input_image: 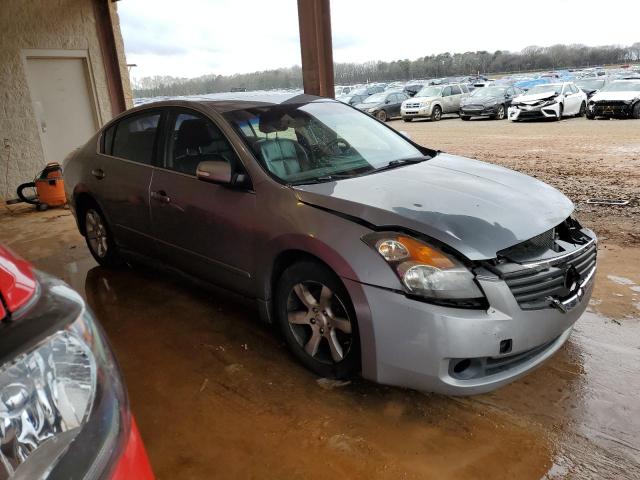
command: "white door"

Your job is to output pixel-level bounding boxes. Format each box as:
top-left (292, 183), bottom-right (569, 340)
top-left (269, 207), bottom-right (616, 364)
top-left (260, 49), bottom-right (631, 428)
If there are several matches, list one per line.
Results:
top-left (26, 57), bottom-right (99, 163)
top-left (563, 85), bottom-right (579, 115)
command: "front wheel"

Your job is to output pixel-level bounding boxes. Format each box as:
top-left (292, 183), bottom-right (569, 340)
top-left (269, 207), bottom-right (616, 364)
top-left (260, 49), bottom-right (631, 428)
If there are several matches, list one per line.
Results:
top-left (83, 206), bottom-right (123, 267)
top-left (555, 103), bottom-right (564, 121)
top-left (460, 115), bottom-right (470, 121)
top-left (376, 110), bottom-right (388, 122)
top-left (402, 117), bottom-right (412, 122)
top-left (494, 104), bottom-right (506, 120)
top-left (275, 261), bottom-right (360, 379)
top-left (633, 102), bottom-right (640, 119)
top-left (431, 105), bottom-right (442, 121)
top-left (577, 101), bottom-right (586, 117)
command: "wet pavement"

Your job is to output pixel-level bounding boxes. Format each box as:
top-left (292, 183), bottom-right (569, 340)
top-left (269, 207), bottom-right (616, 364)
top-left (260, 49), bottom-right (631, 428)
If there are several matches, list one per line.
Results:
top-left (1, 204), bottom-right (638, 479)
top-left (1, 120), bottom-right (639, 479)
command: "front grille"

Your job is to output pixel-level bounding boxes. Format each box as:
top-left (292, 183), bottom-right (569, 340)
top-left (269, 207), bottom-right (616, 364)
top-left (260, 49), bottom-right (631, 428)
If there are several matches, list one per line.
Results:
top-left (593, 101), bottom-right (632, 116)
top-left (502, 241), bottom-right (597, 310)
top-left (405, 102), bottom-right (420, 108)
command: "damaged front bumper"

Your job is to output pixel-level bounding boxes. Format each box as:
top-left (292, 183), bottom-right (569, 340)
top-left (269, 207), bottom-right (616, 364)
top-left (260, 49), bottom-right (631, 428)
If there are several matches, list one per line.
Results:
top-left (589, 100), bottom-right (635, 118)
top-left (508, 101), bottom-right (561, 120)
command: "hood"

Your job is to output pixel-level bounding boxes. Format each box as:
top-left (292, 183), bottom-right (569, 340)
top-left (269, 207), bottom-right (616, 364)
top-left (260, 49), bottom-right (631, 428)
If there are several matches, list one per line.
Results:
top-left (591, 90), bottom-right (640, 102)
top-left (293, 153), bottom-right (574, 260)
top-left (354, 103), bottom-right (380, 110)
top-left (407, 95), bottom-right (440, 103)
top-left (462, 96), bottom-right (499, 105)
top-left (0, 244), bottom-right (37, 316)
top-left (514, 91), bottom-right (558, 104)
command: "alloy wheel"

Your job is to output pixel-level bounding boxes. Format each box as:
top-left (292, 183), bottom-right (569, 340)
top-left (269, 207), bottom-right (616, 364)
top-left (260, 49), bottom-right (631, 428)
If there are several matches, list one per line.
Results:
top-left (376, 110), bottom-right (387, 122)
top-left (496, 105), bottom-right (505, 119)
top-left (85, 209), bottom-right (108, 258)
top-left (286, 281), bottom-right (353, 364)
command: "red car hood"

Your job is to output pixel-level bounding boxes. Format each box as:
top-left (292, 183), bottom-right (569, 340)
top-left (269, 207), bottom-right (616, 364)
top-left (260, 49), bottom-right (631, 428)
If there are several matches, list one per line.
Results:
top-left (0, 245), bottom-right (37, 317)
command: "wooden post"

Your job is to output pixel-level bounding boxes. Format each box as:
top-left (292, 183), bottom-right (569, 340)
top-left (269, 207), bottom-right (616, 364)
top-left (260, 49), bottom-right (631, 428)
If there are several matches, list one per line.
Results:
top-left (93, 0), bottom-right (127, 116)
top-left (297, 0), bottom-right (334, 98)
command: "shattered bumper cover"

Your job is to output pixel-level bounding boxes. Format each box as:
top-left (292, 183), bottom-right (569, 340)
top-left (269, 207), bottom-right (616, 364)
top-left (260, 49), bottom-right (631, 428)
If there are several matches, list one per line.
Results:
top-left (590, 100), bottom-right (634, 117)
top-left (508, 101), bottom-right (560, 120)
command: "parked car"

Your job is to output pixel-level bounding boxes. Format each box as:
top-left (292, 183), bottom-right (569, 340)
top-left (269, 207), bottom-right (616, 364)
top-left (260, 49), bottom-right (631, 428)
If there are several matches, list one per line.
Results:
top-left (335, 85), bottom-right (353, 96)
top-left (586, 79), bottom-right (640, 119)
top-left (351, 85), bottom-right (385, 96)
top-left (508, 82), bottom-right (587, 121)
top-left (401, 83), bottom-right (469, 121)
top-left (337, 93), bottom-right (370, 106)
top-left (403, 82), bottom-right (427, 97)
top-left (64, 93), bottom-right (596, 395)
top-left (354, 91), bottom-right (409, 121)
top-left (0, 244), bottom-right (154, 479)
top-left (459, 86), bottom-right (524, 120)
top-left (575, 78), bottom-right (607, 99)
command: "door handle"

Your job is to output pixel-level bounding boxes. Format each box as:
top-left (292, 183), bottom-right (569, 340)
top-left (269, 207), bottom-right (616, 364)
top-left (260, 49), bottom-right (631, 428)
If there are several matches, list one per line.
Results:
top-left (150, 190), bottom-right (171, 204)
top-left (91, 168), bottom-right (105, 180)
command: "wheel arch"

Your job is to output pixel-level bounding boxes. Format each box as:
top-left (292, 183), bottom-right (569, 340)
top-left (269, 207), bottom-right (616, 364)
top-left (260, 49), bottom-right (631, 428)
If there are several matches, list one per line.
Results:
top-left (73, 191), bottom-right (105, 236)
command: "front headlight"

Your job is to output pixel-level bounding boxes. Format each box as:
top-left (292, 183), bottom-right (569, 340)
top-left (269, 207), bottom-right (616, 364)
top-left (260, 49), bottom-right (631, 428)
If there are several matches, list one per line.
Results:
top-left (363, 232), bottom-right (485, 305)
top-left (0, 280), bottom-right (128, 479)
top-left (420, 101), bottom-right (431, 108)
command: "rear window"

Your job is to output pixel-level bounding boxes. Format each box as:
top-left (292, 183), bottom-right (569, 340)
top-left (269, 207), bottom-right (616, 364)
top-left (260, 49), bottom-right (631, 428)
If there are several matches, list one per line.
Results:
top-left (111, 112), bottom-right (161, 164)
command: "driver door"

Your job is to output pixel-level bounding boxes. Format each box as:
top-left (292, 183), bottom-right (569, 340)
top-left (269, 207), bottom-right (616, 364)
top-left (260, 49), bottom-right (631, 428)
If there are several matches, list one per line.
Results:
top-left (149, 108), bottom-right (256, 295)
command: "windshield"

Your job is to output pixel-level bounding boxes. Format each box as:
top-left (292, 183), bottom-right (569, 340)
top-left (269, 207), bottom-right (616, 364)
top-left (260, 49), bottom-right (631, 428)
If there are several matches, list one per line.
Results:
top-left (576, 79), bottom-right (604, 90)
top-left (526, 84), bottom-right (562, 95)
top-left (416, 86), bottom-right (442, 97)
top-left (601, 81), bottom-right (640, 92)
top-left (223, 102), bottom-right (424, 184)
top-left (363, 93), bottom-right (386, 104)
top-left (470, 87), bottom-right (506, 98)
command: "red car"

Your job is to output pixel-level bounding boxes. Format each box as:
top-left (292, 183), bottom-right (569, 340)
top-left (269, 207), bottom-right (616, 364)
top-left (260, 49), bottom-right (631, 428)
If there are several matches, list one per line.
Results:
top-left (0, 244), bottom-right (153, 479)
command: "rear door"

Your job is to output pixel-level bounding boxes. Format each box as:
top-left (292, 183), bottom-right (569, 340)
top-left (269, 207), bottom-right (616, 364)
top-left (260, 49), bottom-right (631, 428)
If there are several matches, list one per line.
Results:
top-left (94, 109), bottom-right (164, 255)
top-left (441, 86), bottom-right (454, 113)
top-left (449, 85), bottom-right (463, 111)
top-left (149, 108), bottom-right (256, 295)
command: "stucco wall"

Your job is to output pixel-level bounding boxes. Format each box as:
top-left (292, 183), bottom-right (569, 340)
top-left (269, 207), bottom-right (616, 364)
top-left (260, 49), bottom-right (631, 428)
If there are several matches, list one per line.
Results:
top-left (0, 0), bottom-right (132, 201)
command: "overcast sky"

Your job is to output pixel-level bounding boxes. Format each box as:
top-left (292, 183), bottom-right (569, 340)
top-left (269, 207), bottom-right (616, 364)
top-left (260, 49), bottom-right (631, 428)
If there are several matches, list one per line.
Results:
top-left (118, 0), bottom-right (640, 79)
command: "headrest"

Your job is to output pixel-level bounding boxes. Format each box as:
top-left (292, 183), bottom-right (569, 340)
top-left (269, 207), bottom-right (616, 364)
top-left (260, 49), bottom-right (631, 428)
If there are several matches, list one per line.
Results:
top-left (177, 119), bottom-right (211, 148)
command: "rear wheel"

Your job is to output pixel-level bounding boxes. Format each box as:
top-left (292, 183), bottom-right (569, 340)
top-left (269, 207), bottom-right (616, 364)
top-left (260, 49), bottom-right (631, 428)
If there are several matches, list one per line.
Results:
top-left (275, 261), bottom-right (360, 379)
top-left (431, 105), bottom-right (442, 121)
top-left (376, 110), bottom-right (388, 122)
top-left (82, 204), bottom-right (123, 267)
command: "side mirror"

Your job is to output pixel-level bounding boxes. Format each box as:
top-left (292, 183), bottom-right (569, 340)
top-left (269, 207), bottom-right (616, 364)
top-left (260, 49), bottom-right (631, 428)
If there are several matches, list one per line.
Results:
top-left (196, 160), bottom-right (232, 184)
top-left (385, 99), bottom-right (391, 104)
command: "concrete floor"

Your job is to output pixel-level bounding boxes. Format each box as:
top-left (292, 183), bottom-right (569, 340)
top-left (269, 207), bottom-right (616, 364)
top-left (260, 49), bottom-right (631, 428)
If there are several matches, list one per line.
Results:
top-left (1, 118), bottom-right (639, 479)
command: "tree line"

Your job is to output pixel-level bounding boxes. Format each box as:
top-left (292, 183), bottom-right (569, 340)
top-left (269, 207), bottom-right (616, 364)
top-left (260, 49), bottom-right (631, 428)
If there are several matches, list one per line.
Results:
top-left (132, 43), bottom-right (640, 98)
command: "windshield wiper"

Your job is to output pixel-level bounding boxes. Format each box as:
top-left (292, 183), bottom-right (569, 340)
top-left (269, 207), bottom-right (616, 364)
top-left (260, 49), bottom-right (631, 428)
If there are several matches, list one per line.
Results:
top-left (288, 173), bottom-right (353, 186)
top-left (369, 155), bottom-right (431, 174)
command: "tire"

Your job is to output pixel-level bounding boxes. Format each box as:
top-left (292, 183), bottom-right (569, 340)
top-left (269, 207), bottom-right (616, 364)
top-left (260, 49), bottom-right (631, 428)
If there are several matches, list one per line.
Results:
top-left (81, 203), bottom-right (123, 267)
top-left (460, 115), bottom-right (471, 121)
top-left (376, 110), bottom-right (388, 122)
top-left (555, 103), bottom-right (563, 121)
top-left (577, 101), bottom-right (586, 117)
top-left (275, 261), bottom-right (360, 379)
top-left (633, 102), bottom-right (640, 119)
top-left (430, 105), bottom-right (442, 121)
top-left (402, 117), bottom-right (412, 122)
top-left (493, 104), bottom-right (506, 120)
top-left (586, 109), bottom-right (595, 120)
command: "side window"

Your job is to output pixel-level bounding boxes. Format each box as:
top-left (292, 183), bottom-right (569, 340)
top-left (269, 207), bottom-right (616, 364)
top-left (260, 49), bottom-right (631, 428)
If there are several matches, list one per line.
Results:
top-left (450, 85), bottom-right (462, 95)
top-left (442, 86), bottom-right (452, 97)
top-left (102, 124), bottom-right (116, 155)
top-left (111, 112), bottom-right (161, 164)
top-left (167, 111), bottom-right (238, 176)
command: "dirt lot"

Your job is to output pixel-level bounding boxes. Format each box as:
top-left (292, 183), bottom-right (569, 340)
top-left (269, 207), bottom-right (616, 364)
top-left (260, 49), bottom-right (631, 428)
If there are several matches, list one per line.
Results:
top-left (1, 117), bottom-right (639, 479)
top-left (395, 116), bottom-right (640, 246)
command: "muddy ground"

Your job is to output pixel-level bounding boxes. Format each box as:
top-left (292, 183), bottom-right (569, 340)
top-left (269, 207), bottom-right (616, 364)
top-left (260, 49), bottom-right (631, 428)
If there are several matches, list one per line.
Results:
top-left (1, 117), bottom-right (639, 479)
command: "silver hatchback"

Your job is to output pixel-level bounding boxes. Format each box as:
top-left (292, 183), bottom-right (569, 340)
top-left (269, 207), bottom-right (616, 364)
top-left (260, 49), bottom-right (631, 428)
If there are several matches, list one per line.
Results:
top-left (64, 93), bottom-right (596, 395)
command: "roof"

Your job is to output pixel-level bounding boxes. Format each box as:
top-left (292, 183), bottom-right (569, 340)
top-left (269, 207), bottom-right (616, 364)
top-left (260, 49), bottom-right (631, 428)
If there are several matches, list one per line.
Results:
top-left (132, 91), bottom-right (332, 113)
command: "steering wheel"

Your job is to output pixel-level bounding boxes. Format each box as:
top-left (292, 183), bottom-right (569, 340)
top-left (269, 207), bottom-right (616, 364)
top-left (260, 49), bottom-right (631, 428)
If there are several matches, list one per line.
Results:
top-left (325, 137), bottom-right (351, 154)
